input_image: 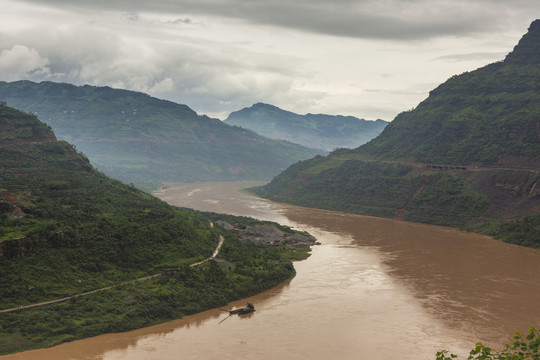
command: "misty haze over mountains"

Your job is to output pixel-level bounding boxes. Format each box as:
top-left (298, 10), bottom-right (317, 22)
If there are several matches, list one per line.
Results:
top-left (0, 81), bottom-right (384, 190)
top-left (225, 103), bottom-right (388, 152)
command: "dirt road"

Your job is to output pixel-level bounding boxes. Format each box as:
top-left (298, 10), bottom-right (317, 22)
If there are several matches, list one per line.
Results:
top-left (0, 234), bottom-right (224, 314)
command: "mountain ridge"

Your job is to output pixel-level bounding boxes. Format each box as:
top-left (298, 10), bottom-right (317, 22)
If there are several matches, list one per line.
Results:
top-left (225, 102), bottom-right (387, 151)
top-left (353, 20), bottom-right (540, 166)
top-left (504, 19), bottom-right (540, 65)
top-left (0, 81), bottom-right (322, 190)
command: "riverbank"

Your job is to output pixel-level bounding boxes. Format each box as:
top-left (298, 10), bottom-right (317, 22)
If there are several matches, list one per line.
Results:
top-left (153, 182), bottom-right (540, 356)
top-left (246, 160), bottom-right (540, 249)
top-left (0, 214), bottom-right (313, 355)
top-left (5, 181), bottom-right (540, 359)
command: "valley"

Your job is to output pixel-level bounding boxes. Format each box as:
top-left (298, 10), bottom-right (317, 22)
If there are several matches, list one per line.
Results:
top-left (0, 82), bottom-right (323, 191)
top-left (1, 15), bottom-right (539, 360)
top-left (4, 181), bottom-right (538, 359)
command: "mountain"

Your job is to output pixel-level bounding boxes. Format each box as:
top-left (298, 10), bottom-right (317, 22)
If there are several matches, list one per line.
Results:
top-left (250, 20), bottom-right (540, 248)
top-left (355, 21), bottom-right (540, 167)
top-left (224, 103), bottom-right (388, 151)
top-left (0, 104), bottom-right (306, 353)
top-left (0, 81), bottom-right (322, 190)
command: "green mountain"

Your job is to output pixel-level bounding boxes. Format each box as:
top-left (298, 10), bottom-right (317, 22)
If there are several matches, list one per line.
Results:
top-left (0, 104), bottom-right (307, 354)
top-left (0, 81), bottom-right (322, 191)
top-left (356, 21), bottom-right (540, 167)
top-left (250, 20), bottom-right (540, 248)
top-left (225, 103), bottom-right (388, 151)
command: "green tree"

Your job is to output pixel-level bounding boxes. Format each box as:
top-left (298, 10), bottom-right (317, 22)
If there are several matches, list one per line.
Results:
top-left (436, 327), bottom-right (540, 360)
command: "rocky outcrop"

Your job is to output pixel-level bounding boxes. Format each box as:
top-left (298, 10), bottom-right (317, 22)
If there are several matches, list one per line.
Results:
top-left (216, 221), bottom-right (316, 248)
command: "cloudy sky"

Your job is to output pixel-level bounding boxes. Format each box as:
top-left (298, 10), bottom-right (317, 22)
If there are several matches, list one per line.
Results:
top-left (1, 0), bottom-right (539, 120)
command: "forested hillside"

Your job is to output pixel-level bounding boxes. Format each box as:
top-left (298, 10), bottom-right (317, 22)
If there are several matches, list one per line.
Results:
top-left (250, 21), bottom-right (540, 248)
top-left (0, 82), bottom-right (321, 190)
top-left (0, 104), bottom-right (309, 354)
top-left (225, 103), bottom-right (387, 151)
top-left (355, 20), bottom-right (540, 167)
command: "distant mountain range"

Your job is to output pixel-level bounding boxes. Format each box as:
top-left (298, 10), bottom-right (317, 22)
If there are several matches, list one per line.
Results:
top-left (250, 20), bottom-right (540, 248)
top-left (225, 103), bottom-right (388, 151)
top-left (0, 81), bottom-right (322, 190)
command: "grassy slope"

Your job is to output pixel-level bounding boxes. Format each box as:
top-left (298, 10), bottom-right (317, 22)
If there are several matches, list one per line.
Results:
top-left (0, 104), bottom-right (309, 354)
top-left (356, 62), bottom-right (540, 166)
top-left (252, 157), bottom-right (490, 227)
top-left (355, 21), bottom-right (540, 166)
top-left (250, 155), bottom-right (539, 247)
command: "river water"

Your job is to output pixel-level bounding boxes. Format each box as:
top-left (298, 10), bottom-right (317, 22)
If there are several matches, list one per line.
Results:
top-left (4, 181), bottom-right (540, 360)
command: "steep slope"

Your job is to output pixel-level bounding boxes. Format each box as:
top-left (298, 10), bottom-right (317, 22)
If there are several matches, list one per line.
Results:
top-left (355, 20), bottom-right (540, 167)
top-left (0, 104), bottom-right (304, 353)
top-left (0, 82), bottom-right (322, 190)
top-left (225, 103), bottom-right (387, 151)
top-left (250, 21), bottom-right (540, 247)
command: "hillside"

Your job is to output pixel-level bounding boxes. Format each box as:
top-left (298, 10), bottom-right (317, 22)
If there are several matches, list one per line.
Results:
top-left (225, 103), bottom-right (388, 151)
top-left (354, 20), bottom-right (540, 167)
top-left (0, 104), bottom-right (309, 354)
top-left (250, 21), bottom-right (540, 248)
top-left (0, 82), bottom-right (322, 191)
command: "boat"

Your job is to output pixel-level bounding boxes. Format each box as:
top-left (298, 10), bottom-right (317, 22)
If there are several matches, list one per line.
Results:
top-left (228, 302), bottom-right (255, 315)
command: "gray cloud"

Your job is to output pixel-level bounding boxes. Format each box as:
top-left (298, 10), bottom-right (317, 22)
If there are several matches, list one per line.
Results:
top-left (0, 19), bottom-right (310, 118)
top-left (0, 45), bottom-right (50, 81)
top-left (13, 0), bottom-right (540, 40)
top-left (2, 0), bottom-right (539, 121)
top-left (168, 18), bottom-right (193, 25)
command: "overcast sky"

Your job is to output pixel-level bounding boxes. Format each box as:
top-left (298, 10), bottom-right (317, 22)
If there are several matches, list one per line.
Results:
top-left (0, 0), bottom-right (539, 120)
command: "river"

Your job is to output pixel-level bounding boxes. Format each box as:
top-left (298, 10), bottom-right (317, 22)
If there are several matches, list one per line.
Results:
top-left (4, 181), bottom-right (540, 360)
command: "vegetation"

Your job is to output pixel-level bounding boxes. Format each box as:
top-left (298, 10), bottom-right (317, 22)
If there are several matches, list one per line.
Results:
top-left (404, 173), bottom-right (490, 227)
top-left (472, 214), bottom-right (540, 249)
top-left (355, 21), bottom-right (540, 166)
top-left (0, 81), bottom-right (321, 191)
top-left (251, 158), bottom-right (489, 227)
top-left (0, 104), bottom-right (311, 354)
top-left (436, 327), bottom-right (539, 360)
top-left (0, 227), bottom-right (305, 354)
top-left (225, 102), bottom-right (388, 151)
top-left (494, 214), bottom-right (540, 248)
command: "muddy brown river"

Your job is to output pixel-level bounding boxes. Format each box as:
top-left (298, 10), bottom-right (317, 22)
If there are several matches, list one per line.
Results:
top-left (4, 181), bottom-right (540, 360)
